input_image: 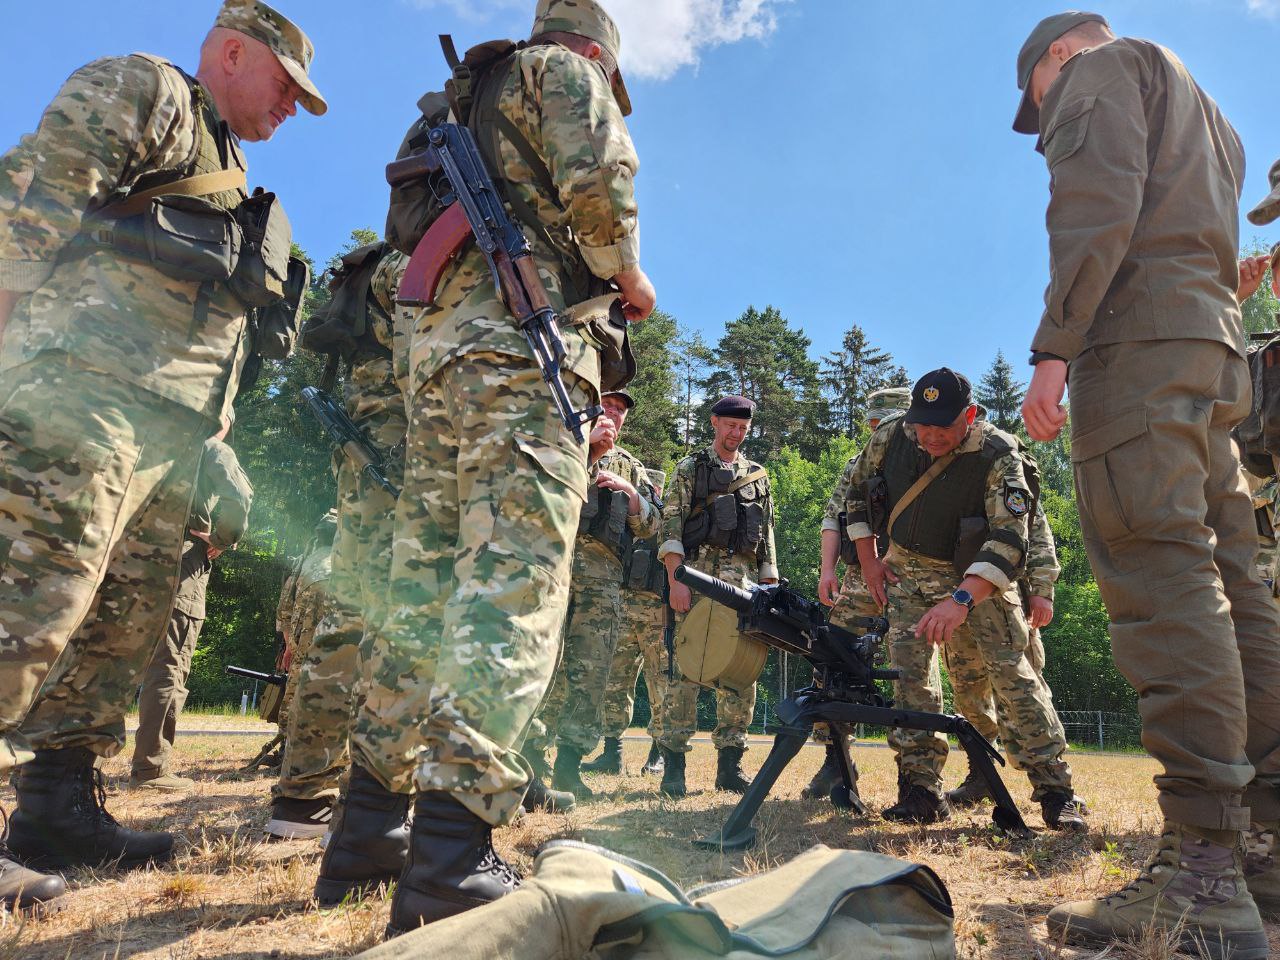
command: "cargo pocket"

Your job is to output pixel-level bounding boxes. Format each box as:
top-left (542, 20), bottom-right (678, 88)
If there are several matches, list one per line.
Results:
top-left (1043, 95), bottom-right (1095, 168)
top-left (1070, 406), bottom-right (1148, 544)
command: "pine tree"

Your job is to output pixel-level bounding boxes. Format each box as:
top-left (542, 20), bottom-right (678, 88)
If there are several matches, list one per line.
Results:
top-left (975, 349), bottom-right (1026, 432)
top-left (820, 324), bottom-right (901, 436)
top-left (620, 308), bottom-right (681, 469)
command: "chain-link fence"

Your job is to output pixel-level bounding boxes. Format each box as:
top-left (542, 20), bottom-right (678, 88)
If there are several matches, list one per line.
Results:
top-left (1056, 710), bottom-right (1143, 750)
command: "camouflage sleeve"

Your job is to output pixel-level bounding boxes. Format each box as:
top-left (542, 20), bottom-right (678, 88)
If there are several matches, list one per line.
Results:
top-left (276, 564), bottom-right (299, 638)
top-left (0, 56), bottom-right (190, 291)
top-left (657, 456), bottom-right (695, 560)
top-left (821, 456), bottom-right (858, 534)
top-left (618, 450), bottom-right (660, 538)
top-left (759, 478), bottom-right (779, 581)
top-left (843, 425), bottom-right (894, 541)
top-left (1023, 503), bottom-right (1059, 599)
top-left (535, 48), bottom-right (639, 280)
top-left (966, 450), bottom-right (1034, 592)
top-left (202, 440), bottom-right (255, 549)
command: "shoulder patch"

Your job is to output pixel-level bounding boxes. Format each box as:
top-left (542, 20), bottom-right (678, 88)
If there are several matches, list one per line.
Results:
top-left (1004, 486), bottom-right (1030, 517)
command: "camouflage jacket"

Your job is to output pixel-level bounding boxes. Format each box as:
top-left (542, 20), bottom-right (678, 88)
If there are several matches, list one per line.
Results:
top-left (402, 43), bottom-right (640, 399)
top-left (286, 537), bottom-right (335, 658)
top-left (658, 445), bottom-right (779, 581)
top-left (844, 419), bottom-right (1033, 595)
top-left (350, 248), bottom-right (408, 452)
top-left (1024, 503), bottom-right (1058, 600)
top-left (573, 443), bottom-right (660, 581)
top-left (0, 54), bottom-right (252, 420)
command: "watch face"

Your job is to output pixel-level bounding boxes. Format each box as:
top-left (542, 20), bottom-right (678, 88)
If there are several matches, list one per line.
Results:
top-left (953, 589), bottom-right (973, 607)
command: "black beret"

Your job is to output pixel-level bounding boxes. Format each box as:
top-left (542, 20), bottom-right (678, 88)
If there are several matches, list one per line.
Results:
top-left (711, 395), bottom-right (756, 418)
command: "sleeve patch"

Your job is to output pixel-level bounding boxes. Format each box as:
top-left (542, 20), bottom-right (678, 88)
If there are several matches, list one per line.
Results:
top-left (1004, 486), bottom-right (1030, 516)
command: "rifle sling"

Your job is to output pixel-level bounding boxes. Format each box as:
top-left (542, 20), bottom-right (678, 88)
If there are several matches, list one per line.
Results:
top-left (885, 452), bottom-right (959, 543)
top-left (687, 467), bottom-right (768, 521)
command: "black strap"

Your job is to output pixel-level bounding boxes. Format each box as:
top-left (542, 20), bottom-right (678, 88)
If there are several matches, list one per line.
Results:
top-left (987, 527), bottom-right (1027, 556)
top-left (972, 549), bottom-right (1019, 580)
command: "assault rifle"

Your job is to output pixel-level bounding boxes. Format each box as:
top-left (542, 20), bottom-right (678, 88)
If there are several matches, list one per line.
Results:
top-left (225, 665), bottom-right (287, 687)
top-left (673, 565), bottom-right (1031, 850)
top-left (302, 385), bottom-right (400, 498)
top-left (386, 121), bottom-right (600, 445)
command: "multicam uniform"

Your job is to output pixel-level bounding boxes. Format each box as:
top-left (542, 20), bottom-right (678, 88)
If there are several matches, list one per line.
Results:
top-left (0, 53), bottom-right (256, 770)
top-left (361, 39), bottom-right (640, 827)
top-left (275, 525), bottom-right (338, 745)
top-left (1248, 474), bottom-right (1278, 596)
top-left (657, 447), bottom-right (779, 753)
top-left (596, 589), bottom-right (669, 743)
top-left (843, 417), bottom-right (1073, 801)
top-left (527, 445), bottom-right (659, 759)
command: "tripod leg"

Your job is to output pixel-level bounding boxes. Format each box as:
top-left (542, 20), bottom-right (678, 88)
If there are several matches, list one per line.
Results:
top-left (694, 723), bottom-right (809, 852)
top-left (955, 724), bottom-right (1032, 837)
top-left (828, 722), bottom-right (866, 815)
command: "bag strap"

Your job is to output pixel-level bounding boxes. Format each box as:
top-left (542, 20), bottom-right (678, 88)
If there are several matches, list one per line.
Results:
top-left (885, 452), bottom-right (958, 538)
top-left (95, 168), bottom-right (247, 220)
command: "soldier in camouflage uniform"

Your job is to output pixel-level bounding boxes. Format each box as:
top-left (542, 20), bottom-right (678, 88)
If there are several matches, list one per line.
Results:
top-left (130, 429), bottom-right (253, 793)
top-left (583, 468), bottom-right (671, 777)
top-left (809, 386), bottom-right (911, 802)
top-left (659, 396), bottom-right (779, 798)
top-left (842, 369), bottom-right (1082, 829)
top-left (0, 0), bottom-right (323, 909)
top-left (1248, 473), bottom-right (1278, 595)
top-left (368, 0), bottom-right (655, 933)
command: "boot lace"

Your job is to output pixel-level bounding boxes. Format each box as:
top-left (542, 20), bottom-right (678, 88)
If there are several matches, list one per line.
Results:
top-left (479, 836), bottom-right (521, 888)
top-left (70, 766), bottom-right (120, 829)
top-left (1104, 830), bottom-right (1180, 905)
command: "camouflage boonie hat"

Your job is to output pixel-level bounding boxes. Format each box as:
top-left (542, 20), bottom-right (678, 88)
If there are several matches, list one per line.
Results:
top-left (215, 0), bottom-right (327, 116)
top-left (866, 386), bottom-right (910, 424)
top-left (532, 0), bottom-right (631, 116)
top-left (1248, 158), bottom-right (1280, 226)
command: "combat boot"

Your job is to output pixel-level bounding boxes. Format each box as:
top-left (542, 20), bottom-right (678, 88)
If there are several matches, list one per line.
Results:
top-left (1243, 820), bottom-right (1280, 916)
top-left (945, 765), bottom-right (993, 809)
top-left (715, 746), bottom-right (752, 794)
top-left (1046, 823), bottom-right (1267, 960)
top-left (313, 764), bottom-right (410, 907)
top-left (801, 743), bottom-right (843, 800)
top-left (0, 808), bottom-right (66, 916)
top-left (8, 747), bottom-right (173, 869)
top-left (659, 748), bottom-right (686, 799)
top-left (386, 791), bottom-right (520, 937)
top-left (551, 746), bottom-right (594, 801)
top-left (128, 772), bottom-right (195, 793)
top-left (642, 740), bottom-right (664, 775)
top-left (521, 774), bottom-right (576, 814)
top-left (1040, 791), bottom-right (1088, 833)
top-left (882, 784), bottom-right (951, 825)
top-left (581, 737), bottom-right (622, 775)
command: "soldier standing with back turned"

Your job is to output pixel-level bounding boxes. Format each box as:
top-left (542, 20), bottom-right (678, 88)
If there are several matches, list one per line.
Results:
top-left (0, 0), bottom-right (323, 914)
top-left (1014, 12), bottom-right (1280, 955)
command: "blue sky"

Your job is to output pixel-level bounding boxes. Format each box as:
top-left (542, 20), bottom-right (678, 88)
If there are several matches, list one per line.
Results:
top-left (4, 1), bottom-right (1280, 388)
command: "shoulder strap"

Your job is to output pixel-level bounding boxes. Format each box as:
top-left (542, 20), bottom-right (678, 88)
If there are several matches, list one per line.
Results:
top-left (886, 451), bottom-right (959, 535)
top-left (95, 168), bottom-right (247, 220)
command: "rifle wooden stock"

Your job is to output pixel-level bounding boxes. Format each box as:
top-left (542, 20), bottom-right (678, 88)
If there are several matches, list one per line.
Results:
top-left (398, 202), bottom-right (471, 306)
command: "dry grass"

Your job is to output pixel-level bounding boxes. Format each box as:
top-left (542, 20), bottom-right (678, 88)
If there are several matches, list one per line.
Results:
top-left (1, 734), bottom-right (1277, 959)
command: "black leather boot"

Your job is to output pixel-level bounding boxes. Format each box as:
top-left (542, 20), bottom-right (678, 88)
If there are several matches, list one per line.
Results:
top-left (385, 791), bottom-right (520, 938)
top-left (715, 747), bottom-right (752, 794)
top-left (313, 765), bottom-right (410, 906)
top-left (8, 747), bottom-right (173, 869)
top-left (551, 746), bottom-right (594, 800)
top-left (659, 748), bottom-right (686, 799)
top-left (0, 807), bottom-right (66, 916)
top-left (945, 764), bottom-right (994, 809)
top-left (883, 784), bottom-right (951, 825)
top-left (802, 742), bottom-right (843, 800)
top-left (581, 737), bottom-right (622, 775)
top-left (521, 774), bottom-right (576, 813)
top-left (642, 740), bottom-right (664, 775)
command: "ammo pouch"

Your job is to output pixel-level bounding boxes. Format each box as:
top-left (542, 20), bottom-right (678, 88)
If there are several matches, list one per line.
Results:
top-left (837, 511), bottom-right (859, 565)
top-left (253, 255), bottom-right (310, 360)
top-left (229, 190), bottom-right (294, 308)
top-left (625, 544), bottom-right (667, 596)
top-left (109, 194), bottom-right (242, 283)
top-left (733, 501), bottom-right (764, 555)
top-left (704, 494), bottom-right (739, 550)
top-left (952, 516), bottom-right (989, 579)
top-left (579, 485), bottom-right (632, 558)
top-left (682, 510), bottom-right (711, 557)
top-left (567, 294), bottom-right (637, 393)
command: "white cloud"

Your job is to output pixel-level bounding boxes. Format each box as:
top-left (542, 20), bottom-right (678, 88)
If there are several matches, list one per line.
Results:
top-left (1247, 0), bottom-right (1280, 17)
top-left (402, 0), bottom-right (787, 80)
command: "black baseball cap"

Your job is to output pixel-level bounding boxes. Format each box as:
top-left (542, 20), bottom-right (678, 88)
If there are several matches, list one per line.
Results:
top-left (904, 368), bottom-right (973, 427)
top-left (602, 389), bottom-right (634, 410)
top-left (1013, 11), bottom-right (1108, 134)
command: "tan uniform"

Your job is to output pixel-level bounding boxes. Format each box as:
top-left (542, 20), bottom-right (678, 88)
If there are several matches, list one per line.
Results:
top-left (1034, 38), bottom-right (1280, 829)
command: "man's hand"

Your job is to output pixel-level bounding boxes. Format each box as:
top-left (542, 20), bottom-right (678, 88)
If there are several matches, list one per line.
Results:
top-left (589, 419), bottom-right (618, 463)
top-left (1239, 255), bottom-right (1270, 303)
top-left (861, 554), bottom-right (898, 609)
top-left (818, 570), bottom-right (841, 607)
top-left (596, 469), bottom-right (640, 514)
top-left (189, 529), bottom-right (224, 560)
top-left (669, 581), bottom-right (692, 613)
top-left (612, 265), bottom-right (656, 323)
top-left (914, 597), bottom-right (968, 646)
top-left (1022, 359), bottom-right (1068, 441)
top-left (1027, 595), bottom-right (1054, 629)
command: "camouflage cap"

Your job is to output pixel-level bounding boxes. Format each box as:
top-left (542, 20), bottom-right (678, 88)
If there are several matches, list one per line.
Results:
top-left (865, 386), bottom-right (911, 424)
top-left (532, 0), bottom-right (632, 116)
top-left (215, 0), bottom-right (327, 116)
top-left (1248, 158), bottom-right (1280, 226)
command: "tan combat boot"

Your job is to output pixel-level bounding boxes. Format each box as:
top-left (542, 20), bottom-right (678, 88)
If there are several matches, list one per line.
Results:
top-left (1046, 823), bottom-right (1267, 960)
top-left (1244, 819), bottom-right (1280, 916)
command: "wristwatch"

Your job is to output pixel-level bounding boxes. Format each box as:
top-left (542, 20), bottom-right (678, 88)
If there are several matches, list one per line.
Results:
top-left (950, 589), bottom-right (974, 611)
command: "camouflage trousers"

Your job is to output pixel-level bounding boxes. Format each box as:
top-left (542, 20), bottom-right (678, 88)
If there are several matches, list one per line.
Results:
top-left (885, 549), bottom-right (1072, 800)
top-left (351, 353), bottom-right (588, 826)
top-left (595, 592), bottom-right (668, 742)
top-left (660, 551), bottom-right (758, 753)
top-left (950, 621), bottom-right (1049, 746)
top-left (0, 355), bottom-right (207, 772)
top-left (527, 575), bottom-right (622, 757)
top-left (814, 565), bottom-right (881, 745)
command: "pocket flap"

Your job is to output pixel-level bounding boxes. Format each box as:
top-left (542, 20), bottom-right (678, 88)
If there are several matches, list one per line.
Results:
top-left (1070, 406), bottom-right (1147, 462)
top-left (153, 197), bottom-right (234, 243)
top-left (514, 431), bottom-right (588, 503)
top-left (1043, 94), bottom-right (1096, 167)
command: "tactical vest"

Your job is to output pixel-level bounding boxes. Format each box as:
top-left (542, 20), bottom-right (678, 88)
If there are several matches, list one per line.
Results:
top-left (624, 531), bottom-right (667, 597)
top-left (882, 422), bottom-right (1013, 562)
top-left (683, 453), bottom-right (770, 560)
top-left (579, 484), bottom-right (633, 560)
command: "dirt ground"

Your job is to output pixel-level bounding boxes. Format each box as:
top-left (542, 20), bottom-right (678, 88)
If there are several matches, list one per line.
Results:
top-left (2, 735), bottom-right (1275, 960)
